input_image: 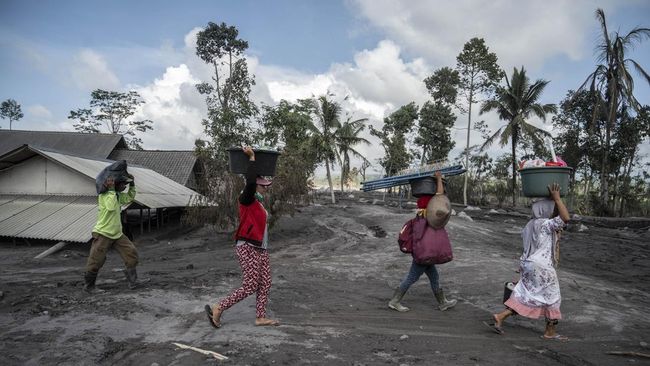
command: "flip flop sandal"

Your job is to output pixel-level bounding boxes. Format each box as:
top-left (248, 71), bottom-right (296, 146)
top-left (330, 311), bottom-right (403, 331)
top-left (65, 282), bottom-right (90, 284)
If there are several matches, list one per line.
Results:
top-left (204, 304), bottom-right (221, 329)
top-left (541, 334), bottom-right (568, 341)
top-left (483, 321), bottom-right (504, 335)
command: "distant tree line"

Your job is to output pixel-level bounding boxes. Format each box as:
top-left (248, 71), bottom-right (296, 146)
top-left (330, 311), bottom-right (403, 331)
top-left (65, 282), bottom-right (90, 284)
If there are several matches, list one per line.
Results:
top-left (186, 9), bottom-right (649, 225)
top-left (5, 8), bottom-right (646, 219)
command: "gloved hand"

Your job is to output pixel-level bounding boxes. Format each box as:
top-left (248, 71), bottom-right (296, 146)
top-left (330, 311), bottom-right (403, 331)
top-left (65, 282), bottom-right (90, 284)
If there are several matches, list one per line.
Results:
top-left (127, 173), bottom-right (135, 186)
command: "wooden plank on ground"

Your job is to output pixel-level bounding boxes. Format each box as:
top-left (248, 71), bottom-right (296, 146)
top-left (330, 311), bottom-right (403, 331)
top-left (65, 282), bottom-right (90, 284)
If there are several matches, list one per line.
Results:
top-left (172, 342), bottom-right (228, 361)
top-left (34, 241), bottom-right (68, 259)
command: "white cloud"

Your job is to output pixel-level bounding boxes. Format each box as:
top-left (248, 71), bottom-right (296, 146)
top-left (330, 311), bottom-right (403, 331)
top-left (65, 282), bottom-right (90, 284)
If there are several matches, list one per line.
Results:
top-left (70, 49), bottom-right (121, 91)
top-left (133, 64), bottom-right (206, 150)
top-left (184, 27), bottom-right (203, 49)
top-left (19, 104), bottom-right (70, 132)
top-left (257, 40), bottom-right (429, 118)
top-left (351, 0), bottom-right (618, 71)
top-left (27, 104), bottom-right (53, 119)
top-left (145, 30), bottom-right (442, 172)
top-left (251, 39), bottom-right (433, 174)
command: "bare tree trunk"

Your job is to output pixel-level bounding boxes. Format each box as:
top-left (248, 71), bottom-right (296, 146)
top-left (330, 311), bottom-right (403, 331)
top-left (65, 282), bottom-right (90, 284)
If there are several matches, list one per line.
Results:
top-left (463, 90), bottom-right (474, 206)
top-left (568, 172), bottom-right (576, 211)
top-left (511, 125), bottom-right (518, 207)
top-left (340, 161), bottom-right (345, 195)
top-left (619, 153), bottom-right (635, 217)
top-left (325, 160), bottom-right (336, 204)
top-left (601, 83), bottom-right (618, 212)
top-left (611, 172), bottom-right (620, 214)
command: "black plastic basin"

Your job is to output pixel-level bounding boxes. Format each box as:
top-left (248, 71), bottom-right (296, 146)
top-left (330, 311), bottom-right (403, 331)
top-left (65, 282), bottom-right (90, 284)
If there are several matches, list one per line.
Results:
top-left (410, 176), bottom-right (446, 197)
top-left (227, 147), bottom-right (281, 176)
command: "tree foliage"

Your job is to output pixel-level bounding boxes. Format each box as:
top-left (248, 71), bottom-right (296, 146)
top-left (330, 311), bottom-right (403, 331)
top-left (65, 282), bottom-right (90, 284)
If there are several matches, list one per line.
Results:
top-left (305, 96), bottom-right (343, 203)
top-left (189, 22), bottom-right (259, 229)
top-left (577, 8), bottom-right (650, 206)
top-left (68, 89), bottom-right (153, 149)
top-left (0, 99), bottom-right (24, 130)
top-left (335, 116), bottom-right (369, 193)
top-left (455, 37), bottom-right (503, 205)
top-left (195, 22), bottom-right (258, 167)
top-left (370, 103), bottom-right (418, 176)
top-left (480, 66), bottom-right (556, 206)
top-left (424, 67), bottom-right (460, 106)
top-left (258, 100), bottom-right (320, 225)
top-left (416, 67), bottom-right (458, 164)
top-left (415, 101), bottom-right (456, 163)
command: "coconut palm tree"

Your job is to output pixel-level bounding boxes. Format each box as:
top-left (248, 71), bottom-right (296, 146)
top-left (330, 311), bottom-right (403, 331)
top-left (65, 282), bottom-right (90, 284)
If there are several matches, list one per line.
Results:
top-left (335, 116), bottom-right (370, 193)
top-left (480, 66), bottom-right (557, 206)
top-left (577, 8), bottom-right (650, 207)
top-left (308, 95), bottom-right (342, 204)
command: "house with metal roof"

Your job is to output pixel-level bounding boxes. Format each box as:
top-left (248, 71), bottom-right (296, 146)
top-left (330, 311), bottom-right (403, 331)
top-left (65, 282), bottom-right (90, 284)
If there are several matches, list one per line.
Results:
top-left (0, 129), bottom-right (127, 159)
top-left (0, 130), bottom-right (203, 190)
top-left (0, 145), bottom-right (204, 244)
top-left (108, 149), bottom-right (201, 189)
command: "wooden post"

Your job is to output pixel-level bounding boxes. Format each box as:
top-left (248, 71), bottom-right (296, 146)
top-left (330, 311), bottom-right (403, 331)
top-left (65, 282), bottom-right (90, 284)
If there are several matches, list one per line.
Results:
top-left (148, 208), bottom-right (151, 232)
top-left (34, 241), bottom-right (68, 259)
top-left (139, 208), bottom-right (143, 235)
top-left (156, 208), bottom-right (160, 229)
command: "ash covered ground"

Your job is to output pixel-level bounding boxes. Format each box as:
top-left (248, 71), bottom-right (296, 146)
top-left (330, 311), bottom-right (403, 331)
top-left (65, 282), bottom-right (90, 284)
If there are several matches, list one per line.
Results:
top-left (1, 195), bottom-right (649, 365)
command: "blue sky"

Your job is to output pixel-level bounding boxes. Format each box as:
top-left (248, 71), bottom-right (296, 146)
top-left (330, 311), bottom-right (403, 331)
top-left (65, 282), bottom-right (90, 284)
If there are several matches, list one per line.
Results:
top-left (1, 0), bottom-right (649, 172)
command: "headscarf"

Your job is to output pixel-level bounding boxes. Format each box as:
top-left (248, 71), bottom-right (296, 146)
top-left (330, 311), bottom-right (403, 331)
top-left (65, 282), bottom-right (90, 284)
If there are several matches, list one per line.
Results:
top-left (521, 199), bottom-right (558, 263)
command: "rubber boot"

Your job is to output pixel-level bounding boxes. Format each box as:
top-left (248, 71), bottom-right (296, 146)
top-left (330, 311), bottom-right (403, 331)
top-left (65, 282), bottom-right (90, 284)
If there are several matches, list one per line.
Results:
top-left (83, 272), bottom-right (104, 293)
top-left (434, 288), bottom-right (457, 311)
top-left (388, 288), bottom-right (410, 312)
top-left (124, 267), bottom-right (150, 289)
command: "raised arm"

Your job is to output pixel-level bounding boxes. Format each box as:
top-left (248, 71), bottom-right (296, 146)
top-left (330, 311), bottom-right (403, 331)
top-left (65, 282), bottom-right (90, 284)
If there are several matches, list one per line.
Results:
top-left (118, 173), bottom-right (136, 205)
top-left (434, 170), bottom-right (444, 195)
top-left (239, 146), bottom-right (257, 205)
top-left (549, 183), bottom-right (570, 223)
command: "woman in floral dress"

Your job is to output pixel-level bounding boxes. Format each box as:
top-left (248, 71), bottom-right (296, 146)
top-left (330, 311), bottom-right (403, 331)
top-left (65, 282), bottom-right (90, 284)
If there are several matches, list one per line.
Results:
top-left (486, 183), bottom-right (570, 340)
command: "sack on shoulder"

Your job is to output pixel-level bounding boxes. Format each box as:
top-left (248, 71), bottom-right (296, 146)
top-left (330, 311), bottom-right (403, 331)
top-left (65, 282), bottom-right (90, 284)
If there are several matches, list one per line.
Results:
top-left (397, 216), bottom-right (427, 254)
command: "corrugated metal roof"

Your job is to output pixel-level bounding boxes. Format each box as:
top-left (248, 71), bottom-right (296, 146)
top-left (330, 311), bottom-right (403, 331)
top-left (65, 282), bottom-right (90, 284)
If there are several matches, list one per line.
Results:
top-left (37, 148), bottom-right (202, 209)
top-left (0, 130), bottom-right (127, 159)
top-left (0, 146), bottom-right (208, 243)
top-left (0, 195), bottom-right (96, 243)
top-left (108, 149), bottom-right (198, 187)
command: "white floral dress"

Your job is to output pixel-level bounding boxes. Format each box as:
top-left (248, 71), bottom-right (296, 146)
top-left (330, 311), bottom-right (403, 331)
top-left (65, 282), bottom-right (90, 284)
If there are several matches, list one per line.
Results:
top-left (505, 216), bottom-right (565, 319)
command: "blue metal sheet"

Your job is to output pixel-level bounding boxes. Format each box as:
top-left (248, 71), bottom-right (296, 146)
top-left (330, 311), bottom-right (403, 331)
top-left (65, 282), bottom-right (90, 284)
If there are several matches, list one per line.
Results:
top-left (361, 167), bottom-right (466, 192)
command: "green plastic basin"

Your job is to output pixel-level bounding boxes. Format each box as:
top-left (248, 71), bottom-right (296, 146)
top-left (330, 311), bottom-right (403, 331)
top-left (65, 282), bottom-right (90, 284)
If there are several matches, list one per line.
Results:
top-left (519, 166), bottom-right (573, 197)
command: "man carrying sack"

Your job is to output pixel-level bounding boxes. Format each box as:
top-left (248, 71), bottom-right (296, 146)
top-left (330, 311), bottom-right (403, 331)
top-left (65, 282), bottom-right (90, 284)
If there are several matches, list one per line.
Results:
top-left (83, 162), bottom-right (149, 292)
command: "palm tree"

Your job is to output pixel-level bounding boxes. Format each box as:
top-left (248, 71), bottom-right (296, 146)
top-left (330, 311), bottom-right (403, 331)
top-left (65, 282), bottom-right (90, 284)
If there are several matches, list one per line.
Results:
top-left (577, 8), bottom-right (650, 207)
top-left (335, 116), bottom-right (370, 193)
top-left (480, 66), bottom-right (557, 206)
top-left (308, 95), bottom-right (342, 204)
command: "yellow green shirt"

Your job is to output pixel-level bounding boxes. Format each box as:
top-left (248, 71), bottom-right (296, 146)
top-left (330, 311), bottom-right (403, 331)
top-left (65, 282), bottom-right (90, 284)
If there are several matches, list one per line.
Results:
top-left (92, 185), bottom-right (136, 239)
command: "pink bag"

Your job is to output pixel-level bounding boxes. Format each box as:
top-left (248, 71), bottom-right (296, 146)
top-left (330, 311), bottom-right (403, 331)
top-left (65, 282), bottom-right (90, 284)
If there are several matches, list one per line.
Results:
top-left (412, 226), bottom-right (453, 265)
top-left (397, 216), bottom-right (427, 254)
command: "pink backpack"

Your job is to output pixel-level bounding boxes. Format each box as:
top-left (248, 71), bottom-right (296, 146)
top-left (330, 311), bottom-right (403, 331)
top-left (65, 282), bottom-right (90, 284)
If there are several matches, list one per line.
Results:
top-left (398, 216), bottom-right (427, 254)
top-left (412, 225), bottom-right (453, 265)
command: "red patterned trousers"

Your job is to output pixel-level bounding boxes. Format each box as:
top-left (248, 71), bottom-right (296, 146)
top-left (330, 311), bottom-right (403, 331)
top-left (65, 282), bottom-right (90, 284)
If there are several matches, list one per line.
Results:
top-left (219, 244), bottom-right (272, 318)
